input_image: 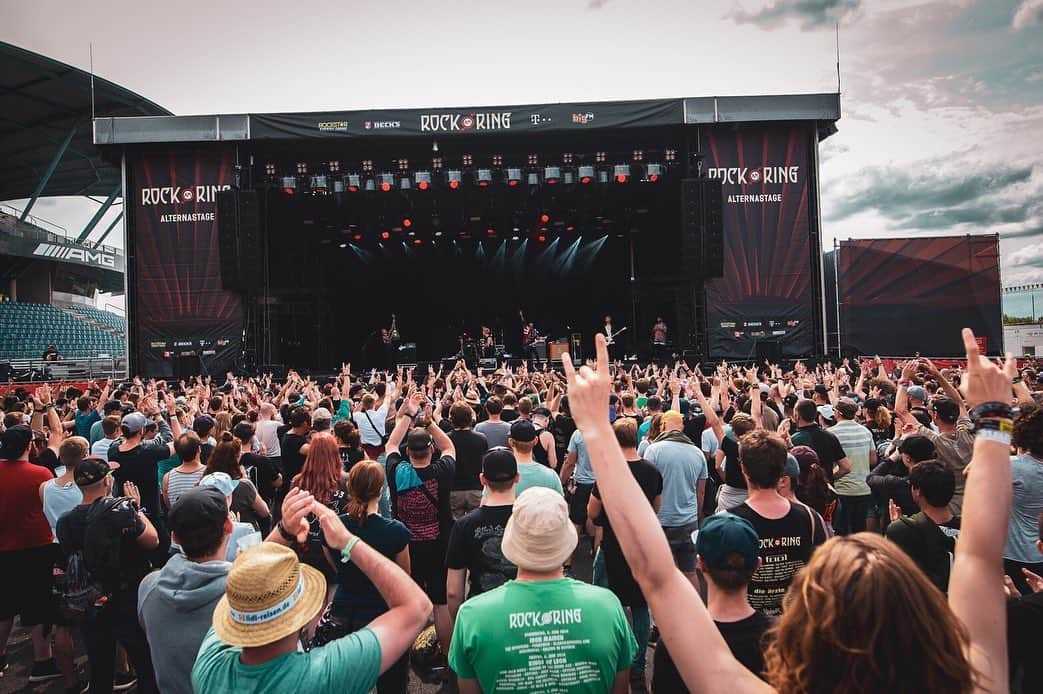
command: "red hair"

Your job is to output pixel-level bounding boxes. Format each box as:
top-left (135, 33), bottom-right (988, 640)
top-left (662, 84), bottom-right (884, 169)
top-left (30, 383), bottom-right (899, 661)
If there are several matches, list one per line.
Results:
top-left (292, 433), bottom-right (341, 505)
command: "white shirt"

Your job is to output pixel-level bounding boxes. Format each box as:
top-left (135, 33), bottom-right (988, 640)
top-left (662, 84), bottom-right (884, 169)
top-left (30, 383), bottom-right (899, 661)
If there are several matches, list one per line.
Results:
top-left (354, 403), bottom-right (390, 446)
top-left (255, 419), bottom-right (283, 458)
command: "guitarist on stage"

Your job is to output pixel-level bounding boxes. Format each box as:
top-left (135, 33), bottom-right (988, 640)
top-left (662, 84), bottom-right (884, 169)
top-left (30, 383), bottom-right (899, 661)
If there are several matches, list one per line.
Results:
top-left (602, 314), bottom-right (619, 360)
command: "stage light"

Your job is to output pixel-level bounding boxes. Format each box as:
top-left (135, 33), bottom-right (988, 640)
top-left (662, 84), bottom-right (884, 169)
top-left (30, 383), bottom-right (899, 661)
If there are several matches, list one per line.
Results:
top-left (329, 160), bottom-right (341, 173)
top-left (380, 230), bottom-right (391, 240)
top-left (364, 179), bottom-right (375, 192)
top-left (339, 243), bottom-right (347, 248)
top-left (566, 225), bottom-right (576, 232)
top-left (379, 173), bottom-right (394, 192)
top-left (352, 233), bottom-right (363, 241)
top-left (537, 233), bottom-right (547, 243)
top-left (431, 157), bottom-right (443, 171)
top-left (397, 159), bottom-right (409, 172)
top-left (664, 149), bottom-right (677, 163)
top-left (492, 154), bottom-right (503, 166)
top-left (486, 227), bottom-right (496, 237)
top-left (645, 163), bottom-right (663, 182)
top-left (506, 168), bottom-right (522, 186)
top-left (310, 175), bottom-right (330, 194)
top-left (578, 165), bottom-right (594, 184)
top-left (544, 166), bottom-right (561, 185)
top-left (362, 159), bottom-right (374, 172)
top-left (447, 170), bottom-right (463, 189)
top-left (346, 174), bottom-right (361, 192)
top-left (434, 230), bottom-right (443, 237)
top-left (296, 162), bottom-right (308, 174)
top-left (528, 154), bottom-right (539, 165)
top-left (462, 153), bottom-right (473, 166)
top-left (527, 172), bottom-right (539, 187)
top-left (265, 163), bottom-right (276, 176)
top-left (563, 153), bottom-right (574, 164)
top-left (399, 176), bottom-right (411, 190)
top-left (332, 177), bottom-right (345, 193)
top-left (413, 238), bottom-right (423, 246)
top-left (403, 218), bottom-right (413, 228)
top-left (613, 165), bottom-right (630, 183)
top-left (563, 170), bottom-right (575, 185)
top-left (281, 176), bottom-right (296, 194)
top-left (476, 169), bottom-right (493, 187)
top-left (511, 234), bottom-right (520, 241)
top-left (632, 149), bottom-right (644, 162)
top-left (595, 151), bottom-right (606, 163)
top-left (414, 171), bottom-right (431, 190)
top-left (540, 213), bottom-right (550, 224)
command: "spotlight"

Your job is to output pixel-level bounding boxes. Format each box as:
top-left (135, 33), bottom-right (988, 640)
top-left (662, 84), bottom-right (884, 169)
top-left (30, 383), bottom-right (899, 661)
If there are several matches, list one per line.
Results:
top-left (352, 232), bottom-right (363, 241)
top-left (361, 159), bottom-right (374, 172)
top-left (544, 166), bottom-right (560, 185)
top-left (431, 157), bottom-right (443, 171)
top-left (434, 230), bottom-right (443, 237)
top-left (562, 153), bottom-right (574, 164)
top-left (310, 175), bottom-right (328, 194)
top-left (492, 154), bottom-right (503, 166)
top-left (578, 165), bottom-right (594, 184)
top-left (296, 162), bottom-right (308, 174)
top-left (397, 159), bottom-right (409, 172)
top-left (281, 176), bottom-right (296, 194)
top-left (537, 233), bottom-right (547, 243)
top-left (413, 238), bottom-right (423, 246)
top-left (346, 174), bottom-right (361, 192)
top-left (506, 168), bottom-right (523, 186)
top-left (632, 149), bottom-right (644, 162)
top-left (645, 163), bottom-right (663, 182)
top-left (528, 154), bottom-right (539, 166)
top-left (328, 160), bottom-right (341, 173)
top-left (486, 227), bottom-right (496, 237)
top-left (566, 225), bottom-right (575, 232)
top-left (664, 149), bottom-right (677, 162)
top-left (403, 218), bottom-right (413, 228)
top-left (476, 169), bottom-right (493, 187)
top-left (339, 242), bottom-right (347, 248)
top-left (265, 163), bottom-right (276, 176)
top-left (540, 213), bottom-right (550, 224)
top-left (414, 171), bottom-right (431, 190)
top-left (613, 165), bottom-right (630, 183)
top-left (379, 173), bottom-right (394, 192)
top-left (595, 151), bottom-right (606, 163)
top-left (447, 170), bottom-right (463, 189)
top-left (462, 153), bottom-right (473, 166)
top-left (511, 234), bottom-right (520, 241)
top-left (380, 230), bottom-right (391, 240)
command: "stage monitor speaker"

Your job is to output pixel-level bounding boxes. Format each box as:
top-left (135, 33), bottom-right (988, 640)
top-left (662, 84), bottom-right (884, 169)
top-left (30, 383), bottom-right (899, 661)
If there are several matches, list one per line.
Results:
top-left (755, 340), bottom-right (783, 364)
top-left (681, 178), bottom-right (724, 278)
top-left (215, 190), bottom-right (262, 292)
top-left (396, 342), bottom-right (417, 366)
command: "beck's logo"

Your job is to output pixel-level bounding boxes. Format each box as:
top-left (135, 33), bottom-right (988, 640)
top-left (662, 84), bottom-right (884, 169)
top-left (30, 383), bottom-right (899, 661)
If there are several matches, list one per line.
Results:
top-left (33, 243), bottom-right (116, 268)
top-left (140, 185), bottom-right (231, 206)
top-left (420, 112), bottom-right (512, 133)
top-left (365, 120), bottom-right (400, 130)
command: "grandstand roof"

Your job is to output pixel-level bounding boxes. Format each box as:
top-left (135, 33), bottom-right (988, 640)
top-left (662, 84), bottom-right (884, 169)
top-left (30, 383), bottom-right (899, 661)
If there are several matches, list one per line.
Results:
top-left (0, 41), bottom-right (171, 202)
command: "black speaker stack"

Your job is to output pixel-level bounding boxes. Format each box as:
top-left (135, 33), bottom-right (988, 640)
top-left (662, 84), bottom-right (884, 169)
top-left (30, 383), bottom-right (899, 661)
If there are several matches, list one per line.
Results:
top-left (215, 189), bottom-right (262, 292)
top-left (680, 178), bottom-right (724, 278)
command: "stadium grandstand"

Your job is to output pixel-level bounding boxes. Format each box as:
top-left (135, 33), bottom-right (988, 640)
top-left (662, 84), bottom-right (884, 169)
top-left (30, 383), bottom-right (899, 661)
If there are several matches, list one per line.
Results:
top-left (0, 41), bottom-right (169, 380)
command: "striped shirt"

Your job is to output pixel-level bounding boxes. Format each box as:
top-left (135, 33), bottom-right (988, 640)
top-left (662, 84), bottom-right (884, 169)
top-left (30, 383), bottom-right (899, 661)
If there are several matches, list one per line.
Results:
top-left (166, 468), bottom-right (205, 506)
top-left (828, 420), bottom-right (874, 497)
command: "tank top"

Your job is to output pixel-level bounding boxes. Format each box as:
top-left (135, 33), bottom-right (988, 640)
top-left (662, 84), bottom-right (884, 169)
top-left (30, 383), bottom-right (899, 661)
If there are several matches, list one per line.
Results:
top-left (43, 478), bottom-right (83, 539)
top-left (532, 429), bottom-right (549, 467)
top-left (166, 467), bottom-right (205, 506)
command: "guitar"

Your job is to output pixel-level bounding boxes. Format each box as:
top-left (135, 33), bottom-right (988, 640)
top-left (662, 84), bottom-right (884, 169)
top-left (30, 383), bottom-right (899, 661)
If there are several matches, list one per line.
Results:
top-left (605, 326), bottom-right (627, 346)
top-left (389, 314), bottom-right (400, 342)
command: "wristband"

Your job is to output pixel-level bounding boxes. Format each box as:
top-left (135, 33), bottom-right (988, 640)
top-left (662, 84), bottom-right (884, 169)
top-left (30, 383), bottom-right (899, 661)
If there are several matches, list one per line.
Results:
top-left (975, 429), bottom-right (1012, 446)
top-left (974, 417), bottom-right (1014, 434)
top-left (970, 401), bottom-right (1013, 421)
top-left (276, 522), bottom-right (296, 543)
top-left (339, 536), bottom-right (361, 563)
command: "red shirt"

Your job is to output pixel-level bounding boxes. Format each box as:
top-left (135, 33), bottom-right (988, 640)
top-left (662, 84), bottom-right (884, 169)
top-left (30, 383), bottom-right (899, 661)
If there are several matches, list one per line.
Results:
top-left (0, 459), bottom-right (54, 550)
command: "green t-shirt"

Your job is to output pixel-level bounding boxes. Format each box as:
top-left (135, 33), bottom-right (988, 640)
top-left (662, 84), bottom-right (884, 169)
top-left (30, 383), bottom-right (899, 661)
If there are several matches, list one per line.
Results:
top-left (449, 578), bottom-right (638, 692)
top-left (158, 455), bottom-right (180, 487)
top-left (483, 462), bottom-right (564, 500)
top-left (191, 626), bottom-right (381, 694)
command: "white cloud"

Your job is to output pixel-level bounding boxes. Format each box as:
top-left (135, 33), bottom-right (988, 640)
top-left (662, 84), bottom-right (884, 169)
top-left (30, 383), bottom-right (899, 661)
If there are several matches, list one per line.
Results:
top-left (1013, 0), bottom-right (1043, 30)
top-left (1008, 242), bottom-right (1043, 267)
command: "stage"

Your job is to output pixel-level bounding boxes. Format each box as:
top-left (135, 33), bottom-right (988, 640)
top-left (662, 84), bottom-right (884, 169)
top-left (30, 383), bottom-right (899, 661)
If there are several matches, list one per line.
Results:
top-left (96, 94), bottom-right (843, 377)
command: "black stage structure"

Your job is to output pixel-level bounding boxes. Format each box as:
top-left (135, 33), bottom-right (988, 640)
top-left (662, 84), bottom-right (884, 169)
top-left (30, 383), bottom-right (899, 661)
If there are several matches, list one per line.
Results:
top-left (96, 94), bottom-right (840, 377)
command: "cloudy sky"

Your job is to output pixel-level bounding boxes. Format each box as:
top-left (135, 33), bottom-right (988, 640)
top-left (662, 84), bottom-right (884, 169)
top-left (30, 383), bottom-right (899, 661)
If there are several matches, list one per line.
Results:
top-left (3, 0), bottom-right (1043, 285)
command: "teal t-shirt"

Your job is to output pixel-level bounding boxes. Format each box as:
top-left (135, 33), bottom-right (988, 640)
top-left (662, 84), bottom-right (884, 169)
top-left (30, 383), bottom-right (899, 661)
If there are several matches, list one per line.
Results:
top-left (89, 419), bottom-right (106, 446)
top-left (484, 462), bottom-right (564, 500)
top-left (158, 455), bottom-right (180, 487)
top-left (449, 578), bottom-right (638, 692)
top-left (191, 626), bottom-right (381, 694)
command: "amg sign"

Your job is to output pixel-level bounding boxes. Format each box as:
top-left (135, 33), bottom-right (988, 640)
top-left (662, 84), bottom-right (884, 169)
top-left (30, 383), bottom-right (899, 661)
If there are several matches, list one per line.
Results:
top-left (33, 243), bottom-right (117, 268)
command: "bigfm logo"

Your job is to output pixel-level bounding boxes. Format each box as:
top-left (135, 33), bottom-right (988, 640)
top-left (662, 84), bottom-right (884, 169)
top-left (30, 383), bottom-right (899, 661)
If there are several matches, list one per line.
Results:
top-left (33, 243), bottom-right (116, 268)
top-left (706, 166), bottom-right (800, 185)
top-left (420, 112), bottom-right (512, 133)
top-left (140, 185), bottom-right (231, 206)
top-left (571, 112), bottom-right (595, 124)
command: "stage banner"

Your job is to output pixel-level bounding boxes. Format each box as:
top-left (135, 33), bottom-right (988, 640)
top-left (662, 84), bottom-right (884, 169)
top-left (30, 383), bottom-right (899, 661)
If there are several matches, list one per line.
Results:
top-left (249, 98), bottom-right (682, 139)
top-left (129, 148), bottom-right (242, 377)
top-left (703, 123), bottom-right (816, 358)
top-left (839, 235), bottom-right (1001, 356)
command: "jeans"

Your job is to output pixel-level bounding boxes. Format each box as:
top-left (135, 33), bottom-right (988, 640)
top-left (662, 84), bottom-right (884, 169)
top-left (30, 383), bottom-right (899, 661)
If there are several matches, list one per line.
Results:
top-left (834, 494), bottom-right (872, 536)
top-left (630, 606), bottom-right (651, 673)
top-left (81, 593), bottom-right (158, 694)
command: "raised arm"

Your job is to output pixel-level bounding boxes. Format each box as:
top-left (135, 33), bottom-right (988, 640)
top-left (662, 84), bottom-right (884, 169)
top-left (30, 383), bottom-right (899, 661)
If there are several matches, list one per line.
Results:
top-left (386, 386), bottom-right (421, 453)
top-left (563, 336), bottom-right (770, 694)
top-left (947, 329), bottom-right (1013, 694)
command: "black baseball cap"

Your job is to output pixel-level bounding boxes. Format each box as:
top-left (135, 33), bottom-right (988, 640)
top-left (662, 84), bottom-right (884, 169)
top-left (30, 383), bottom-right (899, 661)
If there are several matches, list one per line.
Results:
top-left (509, 419), bottom-right (537, 443)
top-left (482, 447), bottom-right (518, 482)
top-left (168, 486), bottom-right (228, 540)
top-left (406, 428), bottom-right (434, 451)
top-left (0, 424), bottom-right (32, 460)
top-left (193, 414), bottom-right (217, 436)
top-left (73, 456), bottom-right (119, 487)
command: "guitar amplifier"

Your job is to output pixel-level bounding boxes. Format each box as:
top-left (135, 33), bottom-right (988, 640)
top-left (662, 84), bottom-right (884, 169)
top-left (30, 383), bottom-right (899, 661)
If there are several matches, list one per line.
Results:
top-left (548, 340), bottom-right (569, 361)
top-left (396, 342), bottom-right (417, 366)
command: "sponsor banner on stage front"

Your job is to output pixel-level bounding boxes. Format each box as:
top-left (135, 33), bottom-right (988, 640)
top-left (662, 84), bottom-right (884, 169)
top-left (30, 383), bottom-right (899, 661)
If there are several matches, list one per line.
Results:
top-left (703, 124), bottom-right (817, 358)
top-left (249, 99), bottom-right (682, 139)
top-left (129, 149), bottom-right (242, 377)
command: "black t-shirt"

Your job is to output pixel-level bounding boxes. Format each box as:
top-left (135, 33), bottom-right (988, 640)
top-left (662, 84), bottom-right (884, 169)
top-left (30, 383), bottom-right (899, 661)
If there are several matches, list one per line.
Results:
top-left (1008, 591), bottom-right (1043, 691)
top-left (386, 452), bottom-right (456, 543)
top-left (331, 513), bottom-right (411, 620)
top-left (280, 432), bottom-right (308, 481)
top-left (448, 429), bottom-right (489, 492)
top-left (445, 504), bottom-right (516, 597)
top-left (199, 442), bottom-right (214, 465)
top-left (241, 452), bottom-right (280, 501)
top-left (500, 408), bottom-right (519, 422)
top-left (108, 442), bottom-right (171, 517)
top-left (653, 610), bottom-right (776, 690)
top-left (729, 500), bottom-right (827, 616)
top-left (338, 446), bottom-right (365, 473)
top-left (721, 436), bottom-right (746, 490)
top-left (885, 512), bottom-right (960, 593)
top-left (34, 448), bottom-right (59, 476)
top-left (792, 424), bottom-right (847, 482)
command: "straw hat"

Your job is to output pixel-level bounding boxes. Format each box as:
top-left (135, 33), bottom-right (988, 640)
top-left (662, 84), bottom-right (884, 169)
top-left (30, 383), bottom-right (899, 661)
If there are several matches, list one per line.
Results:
top-left (501, 487), bottom-right (577, 572)
top-left (211, 543), bottom-right (326, 647)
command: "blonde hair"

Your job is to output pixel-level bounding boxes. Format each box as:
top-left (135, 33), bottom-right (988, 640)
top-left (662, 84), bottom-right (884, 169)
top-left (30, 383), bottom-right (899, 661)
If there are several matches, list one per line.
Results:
top-left (764, 533), bottom-right (975, 694)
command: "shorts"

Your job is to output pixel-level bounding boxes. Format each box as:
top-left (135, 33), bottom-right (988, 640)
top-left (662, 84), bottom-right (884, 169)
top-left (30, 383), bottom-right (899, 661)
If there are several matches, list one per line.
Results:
top-left (450, 490), bottom-right (483, 520)
top-left (0, 544), bottom-right (60, 626)
top-left (662, 522), bottom-right (700, 573)
top-left (409, 540), bottom-right (448, 605)
top-left (569, 483), bottom-right (595, 526)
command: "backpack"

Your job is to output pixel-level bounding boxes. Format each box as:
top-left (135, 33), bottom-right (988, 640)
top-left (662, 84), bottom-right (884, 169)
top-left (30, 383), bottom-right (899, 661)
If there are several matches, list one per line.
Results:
top-left (55, 548), bottom-right (105, 623)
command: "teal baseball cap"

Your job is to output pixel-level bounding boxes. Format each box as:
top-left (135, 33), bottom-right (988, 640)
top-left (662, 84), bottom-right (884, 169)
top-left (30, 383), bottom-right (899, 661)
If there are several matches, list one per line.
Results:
top-left (694, 513), bottom-right (760, 571)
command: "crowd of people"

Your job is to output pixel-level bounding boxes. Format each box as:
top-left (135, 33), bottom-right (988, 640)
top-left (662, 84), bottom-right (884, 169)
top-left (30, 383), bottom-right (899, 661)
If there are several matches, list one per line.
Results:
top-left (0, 327), bottom-right (1040, 693)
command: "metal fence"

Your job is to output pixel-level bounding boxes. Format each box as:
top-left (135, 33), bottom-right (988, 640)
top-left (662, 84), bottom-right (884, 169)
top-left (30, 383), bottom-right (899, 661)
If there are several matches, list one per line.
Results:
top-left (2, 356), bottom-right (129, 383)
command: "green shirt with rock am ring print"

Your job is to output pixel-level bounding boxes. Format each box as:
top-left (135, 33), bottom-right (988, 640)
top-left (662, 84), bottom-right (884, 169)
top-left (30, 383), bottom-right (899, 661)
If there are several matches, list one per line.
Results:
top-left (449, 577), bottom-right (638, 693)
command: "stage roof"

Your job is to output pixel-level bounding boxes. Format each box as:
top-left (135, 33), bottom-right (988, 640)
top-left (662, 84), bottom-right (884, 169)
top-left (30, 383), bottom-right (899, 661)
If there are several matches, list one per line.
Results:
top-left (94, 93), bottom-right (840, 145)
top-left (0, 41), bottom-right (171, 202)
